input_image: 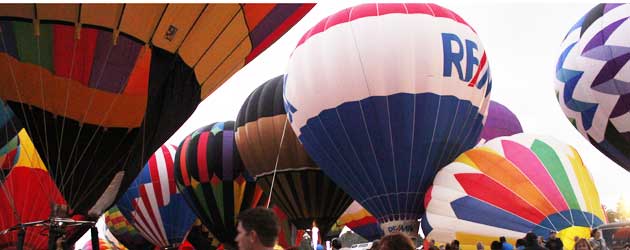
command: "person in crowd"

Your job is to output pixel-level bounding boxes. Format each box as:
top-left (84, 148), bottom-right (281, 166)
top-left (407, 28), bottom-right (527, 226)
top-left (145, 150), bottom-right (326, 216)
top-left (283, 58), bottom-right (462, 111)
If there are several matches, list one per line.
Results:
top-left (515, 239), bottom-right (526, 250)
top-left (452, 240), bottom-right (461, 250)
top-left (501, 236), bottom-right (514, 250)
top-left (575, 238), bottom-right (592, 250)
top-left (537, 236), bottom-right (545, 247)
top-left (589, 229), bottom-right (608, 250)
top-left (477, 241), bottom-right (485, 250)
top-left (370, 239), bottom-right (380, 250)
top-left (235, 207), bottom-right (280, 250)
top-left (524, 232), bottom-right (546, 250)
top-left (491, 241), bottom-right (503, 250)
top-left (378, 233), bottom-right (415, 250)
top-left (545, 231), bottom-right (564, 250)
top-left (331, 238), bottom-right (342, 250)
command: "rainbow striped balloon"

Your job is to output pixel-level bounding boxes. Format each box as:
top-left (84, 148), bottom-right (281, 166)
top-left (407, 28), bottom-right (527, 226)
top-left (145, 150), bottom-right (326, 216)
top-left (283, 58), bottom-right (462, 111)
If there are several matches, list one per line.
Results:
top-left (422, 134), bottom-right (605, 250)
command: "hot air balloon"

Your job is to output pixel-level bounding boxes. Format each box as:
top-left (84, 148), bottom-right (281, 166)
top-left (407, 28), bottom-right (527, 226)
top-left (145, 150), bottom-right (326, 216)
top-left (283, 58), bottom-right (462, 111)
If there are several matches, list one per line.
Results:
top-left (336, 201), bottom-right (383, 242)
top-left (104, 206), bottom-right (154, 250)
top-left (116, 144), bottom-right (196, 249)
top-left (183, 220), bottom-right (221, 250)
top-left (283, 3), bottom-right (492, 237)
top-left (0, 128), bottom-right (71, 250)
top-left (555, 3), bottom-right (630, 172)
top-left (174, 121), bottom-right (264, 249)
top-left (235, 75), bottom-right (353, 236)
top-left (422, 134), bottom-right (606, 250)
top-left (478, 101), bottom-right (523, 143)
top-left (0, 3), bottom-right (313, 245)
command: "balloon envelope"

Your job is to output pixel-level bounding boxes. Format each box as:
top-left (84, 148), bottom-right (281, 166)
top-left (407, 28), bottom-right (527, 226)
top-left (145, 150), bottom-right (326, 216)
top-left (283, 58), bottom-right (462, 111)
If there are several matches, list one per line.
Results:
top-left (0, 3), bottom-right (314, 226)
top-left (423, 134), bottom-right (606, 250)
top-left (174, 121), bottom-right (263, 248)
top-left (235, 75), bottom-right (352, 235)
top-left (284, 3), bottom-right (491, 236)
top-left (478, 101), bottom-right (523, 143)
top-left (104, 205), bottom-right (154, 250)
top-left (117, 144), bottom-right (196, 248)
top-left (555, 3), bottom-right (630, 172)
top-left (336, 201), bottom-right (383, 241)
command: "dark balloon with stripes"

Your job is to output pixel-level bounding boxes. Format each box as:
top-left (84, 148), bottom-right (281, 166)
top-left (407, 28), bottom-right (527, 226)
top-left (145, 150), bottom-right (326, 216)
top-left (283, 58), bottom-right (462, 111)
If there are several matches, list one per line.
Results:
top-left (235, 75), bottom-right (353, 236)
top-left (174, 121), bottom-right (263, 249)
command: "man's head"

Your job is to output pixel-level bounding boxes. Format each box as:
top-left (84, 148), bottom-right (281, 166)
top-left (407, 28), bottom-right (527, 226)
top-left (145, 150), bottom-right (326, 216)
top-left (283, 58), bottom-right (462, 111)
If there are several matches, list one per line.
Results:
top-left (500, 237), bottom-right (506, 243)
top-left (549, 231), bottom-right (557, 239)
top-left (331, 238), bottom-right (342, 249)
top-left (236, 207), bottom-right (279, 250)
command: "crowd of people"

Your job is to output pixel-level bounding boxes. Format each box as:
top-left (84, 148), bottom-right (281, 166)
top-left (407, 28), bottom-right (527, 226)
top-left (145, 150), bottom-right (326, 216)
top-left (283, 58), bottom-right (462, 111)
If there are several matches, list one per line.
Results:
top-left (233, 207), bottom-right (623, 250)
top-left (423, 229), bottom-right (611, 250)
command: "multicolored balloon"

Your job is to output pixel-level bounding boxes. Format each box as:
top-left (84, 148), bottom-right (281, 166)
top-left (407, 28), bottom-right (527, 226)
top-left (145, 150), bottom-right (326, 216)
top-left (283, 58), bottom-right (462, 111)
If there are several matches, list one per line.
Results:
top-left (235, 75), bottom-right (352, 235)
top-left (284, 3), bottom-right (491, 236)
top-left (104, 206), bottom-right (154, 250)
top-left (555, 3), bottom-right (630, 172)
top-left (0, 4), bottom-right (313, 230)
top-left (117, 144), bottom-right (196, 248)
top-left (423, 134), bottom-right (606, 250)
top-left (174, 122), bottom-right (263, 248)
top-left (336, 201), bottom-right (383, 241)
top-left (478, 101), bottom-right (523, 143)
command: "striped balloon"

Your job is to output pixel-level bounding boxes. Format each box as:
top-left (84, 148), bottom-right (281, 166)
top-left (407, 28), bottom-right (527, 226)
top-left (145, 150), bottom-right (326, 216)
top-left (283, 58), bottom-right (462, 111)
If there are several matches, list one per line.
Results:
top-left (235, 75), bottom-right (352, 235)
top-left (104, 206), bottom-right (154, 250)
top-left (555, 3), bottom-right (630, 172)
top-left (117, 144), bottom-right (196, 248)
top-left (423, 134), bottom-right (606, 250)
top-left (284, 3), bottom-right (491, 237)
top-left (174, 122), bottom-right (263, 248)
top-left (336, 201), bottom-right (383, 241)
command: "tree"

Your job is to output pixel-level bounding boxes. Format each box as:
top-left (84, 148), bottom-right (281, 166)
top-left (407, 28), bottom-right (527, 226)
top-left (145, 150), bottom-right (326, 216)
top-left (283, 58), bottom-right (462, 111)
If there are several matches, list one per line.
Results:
top-left (616, 196), bottom-right (630, 222)
top-left (606, 208), bottom-right (619, 223)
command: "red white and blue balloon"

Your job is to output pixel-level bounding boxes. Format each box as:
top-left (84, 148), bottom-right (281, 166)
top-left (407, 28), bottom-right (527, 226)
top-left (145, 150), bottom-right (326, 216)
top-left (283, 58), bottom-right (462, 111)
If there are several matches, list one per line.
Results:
top-left (284, 3), bottom-right (491, 236)
top-left (117, 144), bottom-right (196, 248)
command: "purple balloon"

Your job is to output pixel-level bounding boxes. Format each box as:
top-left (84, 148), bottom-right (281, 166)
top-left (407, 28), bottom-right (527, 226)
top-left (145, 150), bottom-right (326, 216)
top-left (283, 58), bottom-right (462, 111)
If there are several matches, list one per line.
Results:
top-left (479, 101), bottom-right (523, 142)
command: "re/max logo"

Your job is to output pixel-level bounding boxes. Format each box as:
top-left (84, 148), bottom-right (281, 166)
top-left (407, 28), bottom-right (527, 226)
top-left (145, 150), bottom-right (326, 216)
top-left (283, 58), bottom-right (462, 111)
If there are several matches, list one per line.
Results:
top-left (442, 33), bottom-right (480, 82)
top-left (387, 224), bottom-right (415, 233)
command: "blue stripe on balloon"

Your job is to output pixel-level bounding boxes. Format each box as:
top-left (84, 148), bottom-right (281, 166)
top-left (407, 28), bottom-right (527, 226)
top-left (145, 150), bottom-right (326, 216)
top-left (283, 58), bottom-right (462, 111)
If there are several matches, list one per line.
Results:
top-left (352, 223), bottom-right (384, 242)
top-left (451, 196), bottom-right (535, 233)
top-left (532, 210), bottom-right (604, 238)
top-left (298, 92), bottom-right (484, 222)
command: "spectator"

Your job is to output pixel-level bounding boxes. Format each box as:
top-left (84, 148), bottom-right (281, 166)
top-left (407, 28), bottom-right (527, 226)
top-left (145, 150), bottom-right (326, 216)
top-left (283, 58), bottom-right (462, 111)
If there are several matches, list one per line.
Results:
top-left (452, 240), bottom-right (461, 250)
top-left (515, 239), bottom-right (526, 250)
top-left (545, 231), bottom-right (563, 250)
top-left (575, 238), bottom-right (592, 250)
top-left (378, 233), bottom-right (415, 250)
top-left (331, 238), bottom-right (342, 250)
top-left (235, 207), bottom-right (280, 250)
top-left (501, 236), bottom-right (514, 250)
top-left (370, 240), bottom-right (380, 250)
top-left (491, 241), bottom-right (503, 250)
top-left (589, 229), bottom-right (608, 250)
top-left (477, 241), bottom-right (485, 250)
top-left (524, 232), bottom-right (546, 250)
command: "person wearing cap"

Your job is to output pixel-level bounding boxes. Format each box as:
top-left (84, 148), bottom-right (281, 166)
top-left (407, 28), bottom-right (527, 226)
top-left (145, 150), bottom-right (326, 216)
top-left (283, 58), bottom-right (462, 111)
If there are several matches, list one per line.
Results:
top-left (545, 231), bottom-right (564, 250)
